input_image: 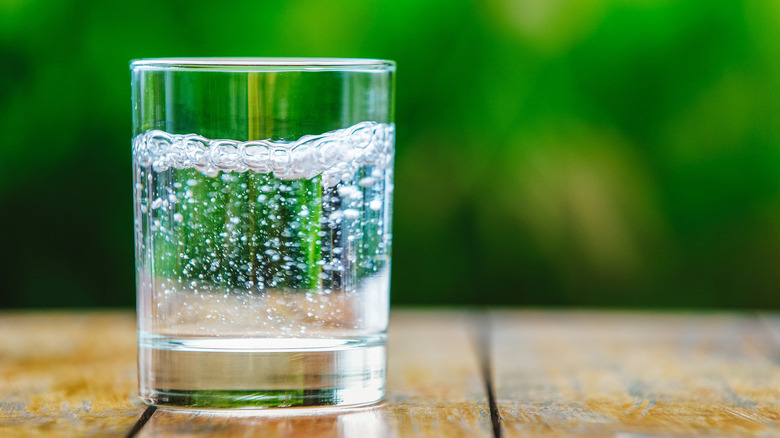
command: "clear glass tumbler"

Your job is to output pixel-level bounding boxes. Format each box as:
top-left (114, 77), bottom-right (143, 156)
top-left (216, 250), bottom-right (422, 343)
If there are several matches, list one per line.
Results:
top-left (131, 58), bottom-right (395, 409)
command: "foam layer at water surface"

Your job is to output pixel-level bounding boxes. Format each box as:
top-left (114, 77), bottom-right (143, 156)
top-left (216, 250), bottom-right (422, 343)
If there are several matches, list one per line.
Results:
top-left (133, 122), bottom-right (394, 186)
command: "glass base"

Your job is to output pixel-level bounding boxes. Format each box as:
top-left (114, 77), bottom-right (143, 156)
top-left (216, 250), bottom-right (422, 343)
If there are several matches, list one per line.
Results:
top-left (142, 388), bottom-right (384, 409)
top-left (138, 335), bottom-right (386, 409)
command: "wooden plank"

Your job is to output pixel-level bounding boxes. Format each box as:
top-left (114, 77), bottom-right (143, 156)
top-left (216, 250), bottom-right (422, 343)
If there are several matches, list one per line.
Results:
top-left (139, 310), bottom-right (493, 437)
top-left (0, 311), bottom-right (143, 437)
top-left (490, 311), bottom-right (780, 437)
top-left (384, 311), bottom-right (492, 437)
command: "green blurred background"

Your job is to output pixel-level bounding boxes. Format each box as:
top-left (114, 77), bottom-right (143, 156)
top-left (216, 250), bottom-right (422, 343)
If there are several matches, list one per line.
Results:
top-left (3, 0), bottom-right (780, 309)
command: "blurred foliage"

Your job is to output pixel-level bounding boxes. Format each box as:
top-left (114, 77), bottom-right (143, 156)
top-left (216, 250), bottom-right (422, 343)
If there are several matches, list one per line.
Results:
top-left (3, 0), bottom-right (780, 308)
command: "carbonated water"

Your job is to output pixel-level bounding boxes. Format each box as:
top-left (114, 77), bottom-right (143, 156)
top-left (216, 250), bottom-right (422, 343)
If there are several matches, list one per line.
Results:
top-left (133, 121), bottom-right (394, 408)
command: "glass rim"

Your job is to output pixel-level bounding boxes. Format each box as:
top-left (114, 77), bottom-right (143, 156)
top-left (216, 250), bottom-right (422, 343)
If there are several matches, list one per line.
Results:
top-left (130, 57), bottom-right (395, 72)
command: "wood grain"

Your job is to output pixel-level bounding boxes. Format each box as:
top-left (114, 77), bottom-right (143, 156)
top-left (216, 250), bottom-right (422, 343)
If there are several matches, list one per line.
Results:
top-left (0, 311), bottom-right (143, 437)
top-left (490, 311), bottom-right (780, 437)
top-left (139, 310), bottom-right (493, 437)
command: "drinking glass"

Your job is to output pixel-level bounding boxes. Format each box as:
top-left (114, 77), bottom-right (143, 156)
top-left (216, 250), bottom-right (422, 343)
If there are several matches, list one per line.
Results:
top-left (131, 58), bottom-right (395, 408)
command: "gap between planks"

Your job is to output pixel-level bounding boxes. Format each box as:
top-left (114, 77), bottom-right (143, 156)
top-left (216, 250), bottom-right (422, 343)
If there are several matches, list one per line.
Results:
top-left (126, 406), bottom-right (157, 438)
top-left (475, 312), bottom-right (503, 438)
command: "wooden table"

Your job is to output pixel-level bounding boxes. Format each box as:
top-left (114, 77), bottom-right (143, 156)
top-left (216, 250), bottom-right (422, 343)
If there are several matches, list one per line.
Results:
top-left (2, 310), bottom-right (780, 437)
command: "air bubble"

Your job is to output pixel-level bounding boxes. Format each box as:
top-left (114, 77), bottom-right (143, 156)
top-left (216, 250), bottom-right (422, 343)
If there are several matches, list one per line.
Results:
top-left (338, 186), bottom-right (354, 197)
